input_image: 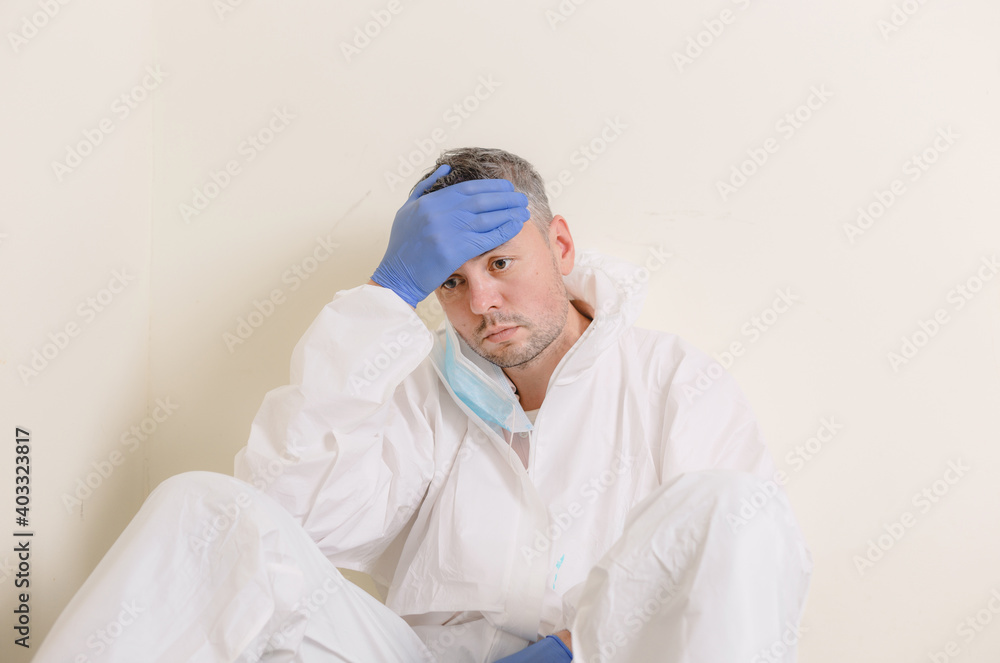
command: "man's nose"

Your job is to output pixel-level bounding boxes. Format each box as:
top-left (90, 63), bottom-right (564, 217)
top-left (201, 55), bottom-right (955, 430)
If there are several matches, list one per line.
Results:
top-left (467, 275), bottom-right (504, 315)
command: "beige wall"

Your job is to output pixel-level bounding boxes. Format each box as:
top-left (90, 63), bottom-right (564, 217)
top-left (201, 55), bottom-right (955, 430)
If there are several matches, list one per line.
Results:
top-left (2, 0), bottom-right (999, 660)
top-left (2, 0), bottom-right (155, 660)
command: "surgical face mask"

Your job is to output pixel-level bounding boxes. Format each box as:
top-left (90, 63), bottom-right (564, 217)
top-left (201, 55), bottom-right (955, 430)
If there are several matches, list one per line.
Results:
top-left (439, 321), bottom-right (534, 434)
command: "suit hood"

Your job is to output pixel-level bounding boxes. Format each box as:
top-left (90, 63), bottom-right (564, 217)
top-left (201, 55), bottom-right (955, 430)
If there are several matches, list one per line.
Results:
top-left (439, 249), bottom-right (648, 400)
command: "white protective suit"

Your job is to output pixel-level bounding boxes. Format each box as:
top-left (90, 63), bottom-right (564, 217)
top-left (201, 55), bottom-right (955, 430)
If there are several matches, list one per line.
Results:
top-left (34, 250), bottom-right (812, 663)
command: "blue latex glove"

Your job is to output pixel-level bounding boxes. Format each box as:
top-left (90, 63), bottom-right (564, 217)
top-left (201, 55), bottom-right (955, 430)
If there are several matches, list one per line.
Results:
top-left (371, 164), bottom-right (531, 307)
top-left (494, 635), bottom-right (573, 662)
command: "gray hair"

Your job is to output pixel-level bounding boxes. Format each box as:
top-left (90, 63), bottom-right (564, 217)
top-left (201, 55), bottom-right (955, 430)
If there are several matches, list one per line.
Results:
top-left (412, 147), bottom-right (554, 240)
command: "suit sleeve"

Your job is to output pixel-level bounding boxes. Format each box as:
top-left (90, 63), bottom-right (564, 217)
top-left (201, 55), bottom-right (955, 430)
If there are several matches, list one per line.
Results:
top-left (233, 283), bottom-right (440, 571)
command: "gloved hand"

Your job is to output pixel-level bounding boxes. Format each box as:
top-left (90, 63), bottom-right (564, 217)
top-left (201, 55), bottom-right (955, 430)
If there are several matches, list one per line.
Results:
top-left (371, 164), bottom-right (531, 308)
top-left (494, 635), bottom-right (573, 662)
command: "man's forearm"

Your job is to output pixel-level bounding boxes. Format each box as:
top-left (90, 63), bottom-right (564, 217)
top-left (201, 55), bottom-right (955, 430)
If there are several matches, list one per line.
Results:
top-left (554, 629), bottom-right (572, 652)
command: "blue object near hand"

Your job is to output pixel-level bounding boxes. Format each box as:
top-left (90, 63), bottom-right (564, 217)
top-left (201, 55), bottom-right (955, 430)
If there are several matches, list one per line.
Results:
top-left (372, 164), bottom-right (531, 308)
top-left (494, 635), bottom-right (573, 662)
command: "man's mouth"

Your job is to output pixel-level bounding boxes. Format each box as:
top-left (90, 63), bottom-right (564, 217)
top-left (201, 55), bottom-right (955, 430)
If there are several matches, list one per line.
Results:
top-left (483, 326), bottom-right (519, 343)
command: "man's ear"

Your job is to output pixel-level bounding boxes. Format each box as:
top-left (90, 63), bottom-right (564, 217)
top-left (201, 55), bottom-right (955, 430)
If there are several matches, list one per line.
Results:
top-left (547, 215), bottom-right (576, 275)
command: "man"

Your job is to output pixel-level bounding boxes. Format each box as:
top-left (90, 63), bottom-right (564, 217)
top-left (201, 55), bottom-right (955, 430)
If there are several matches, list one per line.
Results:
top-left (35, 148), bottom-right (811, 662)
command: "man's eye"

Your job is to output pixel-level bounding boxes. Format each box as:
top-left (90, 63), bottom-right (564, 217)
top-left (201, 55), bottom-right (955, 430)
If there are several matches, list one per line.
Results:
top-left (493, 258), bottom-right (511, 270)
top-left (441, 278), bottom-right (458, 290)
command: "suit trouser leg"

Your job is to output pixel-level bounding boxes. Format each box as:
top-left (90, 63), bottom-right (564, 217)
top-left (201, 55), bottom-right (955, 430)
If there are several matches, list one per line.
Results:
top-left (570, 469), bottom-right (813, 663)
top-left (34, 471), bottom-right (436, 663)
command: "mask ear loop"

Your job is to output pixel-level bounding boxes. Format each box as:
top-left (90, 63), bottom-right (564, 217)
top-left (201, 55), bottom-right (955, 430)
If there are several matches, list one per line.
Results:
top-left (489, 362), bottom-right (535, 436)
top-left (505, 426), bottom-right (525, 472)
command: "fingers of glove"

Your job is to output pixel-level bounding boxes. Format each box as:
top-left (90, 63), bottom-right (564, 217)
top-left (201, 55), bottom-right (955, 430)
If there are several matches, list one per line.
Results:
top-left (463, 215), bottom-right (529, 255)
top-left (473, 206), bottom-right (531, 233)
top-left (406, 163), bottom-right (452, 203)
top-left (458, 190), bottom-right (530, 218)
top-left (438, 177), bottom-right (517, 197)
top-left (406, 175), bottom-right (514, 213)
top-left (407, 178), bottom-right (522, 220)
top-left (403, 192), bottom-right (528, 238)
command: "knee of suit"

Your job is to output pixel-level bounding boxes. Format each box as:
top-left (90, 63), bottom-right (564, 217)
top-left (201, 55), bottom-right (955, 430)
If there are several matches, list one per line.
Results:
top-left (147, 471), bottom-right (261, 515)
top-left (139, 472), bottom-right (283, 557)
top-left (658, 469), bottom-right (800, 536)
top-left (696, 470), bottom-right (810, 566)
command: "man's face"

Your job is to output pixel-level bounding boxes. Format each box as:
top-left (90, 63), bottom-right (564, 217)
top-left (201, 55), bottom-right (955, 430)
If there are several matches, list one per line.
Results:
top-left (434, 216), bottom-right (575, 368)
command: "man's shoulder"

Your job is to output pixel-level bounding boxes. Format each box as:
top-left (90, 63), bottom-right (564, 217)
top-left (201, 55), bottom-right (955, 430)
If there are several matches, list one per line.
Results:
top-left (621, 325), bottom-right (708, 362)
top-left (618, 325), bottom-right (728, 389)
